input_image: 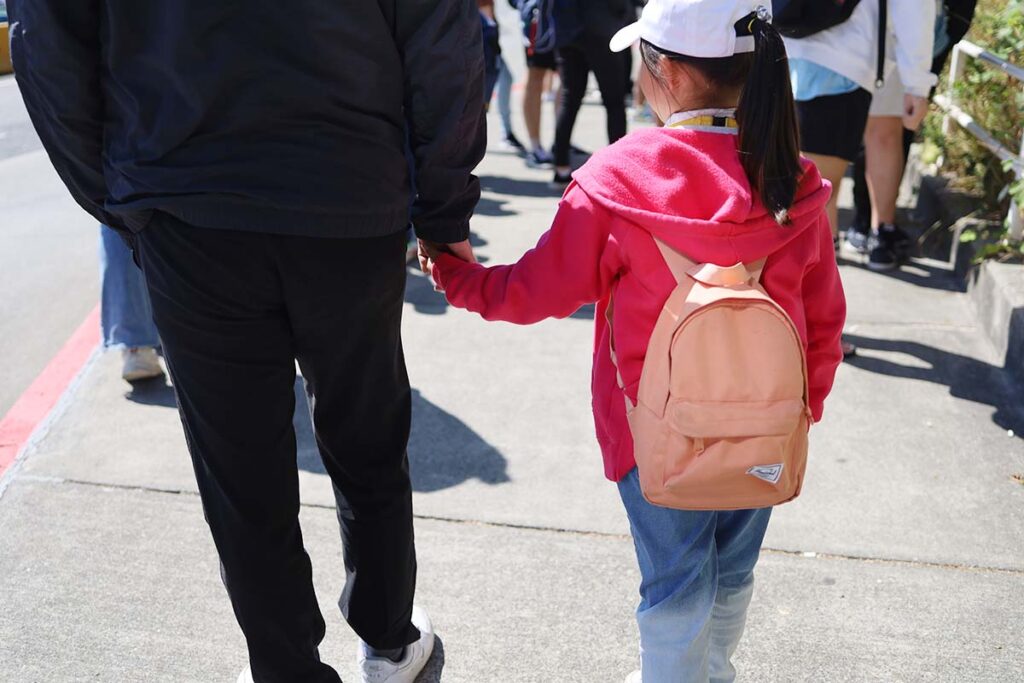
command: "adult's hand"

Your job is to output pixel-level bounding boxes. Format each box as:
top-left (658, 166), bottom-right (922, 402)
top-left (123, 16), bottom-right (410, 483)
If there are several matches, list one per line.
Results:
top-left (417, 239), bottom-right (475, 276)
top-left (902, 94), bottom-right (930, 132)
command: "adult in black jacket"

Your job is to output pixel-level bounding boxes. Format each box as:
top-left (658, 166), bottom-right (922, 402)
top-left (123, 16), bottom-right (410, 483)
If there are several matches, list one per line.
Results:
top-left (9, 1), bottom-right (486, 682)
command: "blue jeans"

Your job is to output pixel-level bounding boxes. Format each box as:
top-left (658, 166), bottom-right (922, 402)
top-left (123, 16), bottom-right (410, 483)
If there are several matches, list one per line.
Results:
top-left (496, 55), bottom-right (514, 138)
top-left (618, 468), bottom-right (772, 683)
top-left (100, 225), bottom-right (159, 349)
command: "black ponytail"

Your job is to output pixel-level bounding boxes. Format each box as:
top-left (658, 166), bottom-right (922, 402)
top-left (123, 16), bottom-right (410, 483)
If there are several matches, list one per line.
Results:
top-left (639, 11), bottom-right (803, 226)
top-left (736, 15), bottom-right (802, 225)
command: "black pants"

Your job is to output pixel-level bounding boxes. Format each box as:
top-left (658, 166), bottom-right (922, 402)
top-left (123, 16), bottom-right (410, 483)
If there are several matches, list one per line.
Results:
top-left (135, 215), bottom-right (418, 683)
top-left (553, 33), bottom-right (627, 167)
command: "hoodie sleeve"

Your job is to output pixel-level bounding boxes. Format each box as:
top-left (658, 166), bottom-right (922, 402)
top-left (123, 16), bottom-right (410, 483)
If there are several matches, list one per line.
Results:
top-left (431, 182), bottom-right (623, 324)
top-left (802, 215), bottom-right (847, 422)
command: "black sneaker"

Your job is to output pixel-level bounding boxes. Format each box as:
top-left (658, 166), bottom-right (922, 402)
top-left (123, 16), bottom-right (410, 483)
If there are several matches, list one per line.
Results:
top-left (867, 224), bottom-right (912, 271)
top-left (844, 224), bottom-right (870, 253)
top-left (502, 132), bottom-right (526, 153)
top-left (549, 169), bottom-right (572, 190)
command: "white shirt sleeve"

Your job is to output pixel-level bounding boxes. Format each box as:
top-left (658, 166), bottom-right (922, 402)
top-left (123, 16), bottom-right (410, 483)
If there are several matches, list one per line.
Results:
top-left (889, 0), bottom-right (939, 97)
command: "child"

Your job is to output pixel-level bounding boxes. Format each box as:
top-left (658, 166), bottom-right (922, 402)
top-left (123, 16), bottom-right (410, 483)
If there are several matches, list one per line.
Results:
top-left (424, 1), bottom-right (846, 680)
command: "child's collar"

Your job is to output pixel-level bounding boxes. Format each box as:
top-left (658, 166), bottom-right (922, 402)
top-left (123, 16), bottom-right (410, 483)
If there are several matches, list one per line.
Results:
top-left (664, 108), bottom-right (738, 134)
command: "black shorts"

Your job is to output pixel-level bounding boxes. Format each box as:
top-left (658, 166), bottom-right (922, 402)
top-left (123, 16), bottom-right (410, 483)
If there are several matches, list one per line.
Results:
top-left (526, 48), bottom-right (557, 71)
top-left (796, 88), bottom-right (873, 162)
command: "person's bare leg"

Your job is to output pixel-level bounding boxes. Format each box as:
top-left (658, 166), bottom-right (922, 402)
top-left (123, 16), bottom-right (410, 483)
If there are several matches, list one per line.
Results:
top-left (863, 116), bottom-right (905, 228)
top-left (804, 151), bottom-right (856, 357)
top-left (804, 152), bottom-right (850, 240)
top-left (523, 66), bottom-right (545, 151)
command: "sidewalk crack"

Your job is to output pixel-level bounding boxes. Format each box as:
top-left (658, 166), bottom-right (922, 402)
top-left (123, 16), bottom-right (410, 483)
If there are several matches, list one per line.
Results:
top-left (17, 474), bottom-right (1024, 577)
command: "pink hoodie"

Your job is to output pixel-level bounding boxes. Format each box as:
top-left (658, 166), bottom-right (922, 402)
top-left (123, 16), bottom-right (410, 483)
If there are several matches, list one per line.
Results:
top-left (432, 127), bottom-right (846, 482)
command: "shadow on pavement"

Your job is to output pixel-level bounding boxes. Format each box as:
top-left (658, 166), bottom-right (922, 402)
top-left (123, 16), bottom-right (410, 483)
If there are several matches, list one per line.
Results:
top-left (405, 268), bottom-right (449, 315)
top-left (295, 383), bottom-right (510, 492)
top-left (476, 195), bottom-right (517, 217)
top-left (837, 252), bottom-right (966, 293)
top-left (844, 333), bottom-right (1024, 436)
top-left (125, 376), bottom-right (176, 407)
top-left (416, 634), bottom-right (445, 683)
top-left (479, 174), bottom-right (557, 198)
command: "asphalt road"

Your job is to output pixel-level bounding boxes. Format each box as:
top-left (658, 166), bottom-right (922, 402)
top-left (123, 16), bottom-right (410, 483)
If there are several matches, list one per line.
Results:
top-left (0, 74), bottom-right (101, 417)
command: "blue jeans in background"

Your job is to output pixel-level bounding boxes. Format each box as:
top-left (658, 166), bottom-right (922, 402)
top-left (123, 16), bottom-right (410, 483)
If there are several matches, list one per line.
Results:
top-left (100, 225), bottom-right (159, 349)
top-left (496, 55), bottom-right (514, 138)
top-left (617, 467), bottom-right (772, 683)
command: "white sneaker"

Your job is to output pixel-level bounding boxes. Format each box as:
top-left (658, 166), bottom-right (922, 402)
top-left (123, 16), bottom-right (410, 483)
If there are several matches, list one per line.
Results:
top-left (624, 671), bottom-right (642, 683)
top-left (237, 665), bottom-right (254, 683)
top-left (357, 606), bottom-right (435, 683)
top-left (121, 346), bottom-right (163, 382)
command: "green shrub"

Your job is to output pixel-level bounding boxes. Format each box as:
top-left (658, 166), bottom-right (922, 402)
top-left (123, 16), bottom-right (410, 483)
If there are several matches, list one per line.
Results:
top-left (923, 0), bottom-right (1024, 259)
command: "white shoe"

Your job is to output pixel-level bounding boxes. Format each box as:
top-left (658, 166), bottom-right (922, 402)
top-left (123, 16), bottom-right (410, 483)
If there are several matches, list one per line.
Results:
top-left (121, 346), bottom-right (163, 382)
top-left (357, 605), bottom-right (435, 683)
top-left (237, 665), bottom-right (254, 683)
top-left (624, 671), bottom-right (642, 683)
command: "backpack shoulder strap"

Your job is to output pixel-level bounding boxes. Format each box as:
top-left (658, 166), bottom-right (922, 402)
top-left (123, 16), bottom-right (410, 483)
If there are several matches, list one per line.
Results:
top-left (606, 238), bottom-right (698, 412)
top-left (653, 237), bottom-right (697, 284)
top-left (656, 236), bottom-right (768, 287)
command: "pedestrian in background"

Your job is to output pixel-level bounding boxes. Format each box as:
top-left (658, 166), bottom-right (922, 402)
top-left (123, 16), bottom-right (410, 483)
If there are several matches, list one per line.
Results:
top-left (423, 2), bottom-right (846, 680)
top-left (99, 225), bottom-right (163, 383)
top-left (782, 0), bottom-right (935, 358)
top-left (9, 1), bottom-right (486, 682)
top-left (846, 0), bottom-right (978, 262)
top-left (513, 0), bottom-right (561, 165)
top-left (550, 0), bottom-right (634, 187)
top-left (784, 0), bottom-right (936, 266)
top-left (480, 0), bottom-right (527, 153)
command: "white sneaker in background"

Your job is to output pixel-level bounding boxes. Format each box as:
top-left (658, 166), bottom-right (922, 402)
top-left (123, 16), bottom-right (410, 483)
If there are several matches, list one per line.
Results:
top-left (624, 670), bottom-right (642, 683)
top-left (121, 346), bottom-right (164, 382)
top-left (237, 664), bottom-right (254, 683)
top-left (357, 605), bottom-right (435, 683)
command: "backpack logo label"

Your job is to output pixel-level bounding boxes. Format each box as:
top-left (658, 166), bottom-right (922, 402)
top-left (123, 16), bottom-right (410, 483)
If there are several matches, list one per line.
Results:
top-left (747, 464), bottom-right (783, 484)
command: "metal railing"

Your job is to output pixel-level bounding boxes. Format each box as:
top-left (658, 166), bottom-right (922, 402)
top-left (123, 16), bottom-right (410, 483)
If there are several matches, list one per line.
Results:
top-left (934, 40), bottom-right (1024, 241)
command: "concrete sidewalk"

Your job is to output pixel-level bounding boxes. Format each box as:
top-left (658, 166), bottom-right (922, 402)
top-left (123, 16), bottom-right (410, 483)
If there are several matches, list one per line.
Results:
top-left (2, 94), bottom-right (1024, 683)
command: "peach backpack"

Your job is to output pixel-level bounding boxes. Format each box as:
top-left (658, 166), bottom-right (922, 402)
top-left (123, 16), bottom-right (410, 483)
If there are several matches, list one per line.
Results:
top-left (609, 238), bottom-right (811, 511)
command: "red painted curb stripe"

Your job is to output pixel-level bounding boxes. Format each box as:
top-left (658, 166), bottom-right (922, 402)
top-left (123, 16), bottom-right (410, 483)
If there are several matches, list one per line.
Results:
top-left (0, 304), bottom-right (100, 479)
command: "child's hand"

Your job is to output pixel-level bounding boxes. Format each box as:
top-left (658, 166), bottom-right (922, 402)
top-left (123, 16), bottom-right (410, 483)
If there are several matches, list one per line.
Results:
top-left (417, 239), bottom-right (443, 276)
top-left (417, 239), bottom-right (475, 275)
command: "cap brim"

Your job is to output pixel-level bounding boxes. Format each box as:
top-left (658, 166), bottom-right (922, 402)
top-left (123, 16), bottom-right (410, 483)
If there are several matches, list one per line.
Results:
top-left (609, 22), bottom-right (642, 53)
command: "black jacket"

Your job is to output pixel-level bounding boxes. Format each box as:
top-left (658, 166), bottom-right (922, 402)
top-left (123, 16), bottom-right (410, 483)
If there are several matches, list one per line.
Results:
top-left (8, 0), bottom-right (486, 243)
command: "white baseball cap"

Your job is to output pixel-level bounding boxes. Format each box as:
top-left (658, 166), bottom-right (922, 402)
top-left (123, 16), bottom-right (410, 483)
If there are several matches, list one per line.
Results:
top-left (609, 0), bottom-right (770, 58)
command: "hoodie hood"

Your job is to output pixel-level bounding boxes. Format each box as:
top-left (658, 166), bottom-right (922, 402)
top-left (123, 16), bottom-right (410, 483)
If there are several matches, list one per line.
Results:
top-left (572, 127), bottom-right (831, 266)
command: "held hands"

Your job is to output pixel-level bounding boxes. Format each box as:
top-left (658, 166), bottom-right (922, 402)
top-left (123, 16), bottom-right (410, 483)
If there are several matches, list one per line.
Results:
top-left (417, 239), bottom-right (475, 289)
top-left (902, 94), bottom-right (930, 132)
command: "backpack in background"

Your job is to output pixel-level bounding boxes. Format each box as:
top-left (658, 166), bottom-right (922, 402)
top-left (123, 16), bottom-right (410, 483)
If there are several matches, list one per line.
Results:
top-left (609, 239), bottom-right (811, 511)
top-left (771, 0), bottom-right (863, 38)
top-left (516, 0), bottom-right (557, 55)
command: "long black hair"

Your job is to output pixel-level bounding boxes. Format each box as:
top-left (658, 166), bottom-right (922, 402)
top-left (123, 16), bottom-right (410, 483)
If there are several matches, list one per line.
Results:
top-left (640, 14), bottom-right (802, 225)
